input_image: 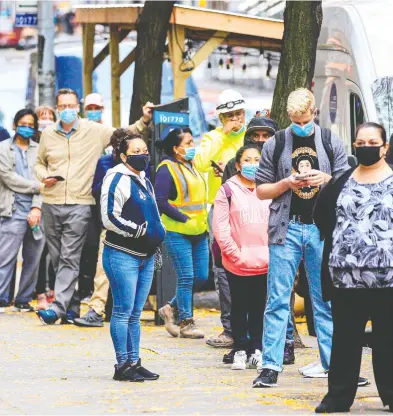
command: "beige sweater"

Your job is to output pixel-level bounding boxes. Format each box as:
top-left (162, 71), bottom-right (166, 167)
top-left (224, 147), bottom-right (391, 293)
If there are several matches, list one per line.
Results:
top-left (35, 117), bottom-right (150, 205)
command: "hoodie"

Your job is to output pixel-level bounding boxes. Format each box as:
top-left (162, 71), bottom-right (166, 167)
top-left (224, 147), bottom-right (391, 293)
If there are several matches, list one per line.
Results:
top-left (213, 174), bottom-right (270, 276)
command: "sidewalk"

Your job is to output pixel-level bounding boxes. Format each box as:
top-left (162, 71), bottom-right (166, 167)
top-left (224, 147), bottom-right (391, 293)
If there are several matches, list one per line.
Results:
top-left (0, 308), bottom-right (384, 415)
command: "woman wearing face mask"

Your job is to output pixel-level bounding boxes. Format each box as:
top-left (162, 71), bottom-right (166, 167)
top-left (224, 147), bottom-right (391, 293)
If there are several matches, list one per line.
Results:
top-left (101, 131), bottom-right (165, 382)
top-left (213, 144), bottom-right (271, 371)
top-left (314, 122), bottom-right (393, 413)
top-left (0, 109), bottom-right (46, 313)
top-left (155, 127), bottom-right (209, 339)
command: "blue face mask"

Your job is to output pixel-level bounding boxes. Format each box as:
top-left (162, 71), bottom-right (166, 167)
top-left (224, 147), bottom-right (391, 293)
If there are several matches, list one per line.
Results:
top-left (241, 163), bottom-right (258, 182)
top-left (229, 125), bottom-right (245, 137)
top-left (291, 120), bottom-right (314, 137)
top-left (86, 110), bottom-right (102, 122)
top-left (181, 146), bottom-right (196, 161)
top-left (59, 108), bottom-right (78, 124)
top-left (17, 126), bottom-right (35, 139)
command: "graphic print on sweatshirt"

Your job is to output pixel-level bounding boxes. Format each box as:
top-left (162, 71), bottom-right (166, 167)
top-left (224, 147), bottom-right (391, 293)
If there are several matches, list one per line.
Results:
top-left (290, 133), bottom-right (320, 216)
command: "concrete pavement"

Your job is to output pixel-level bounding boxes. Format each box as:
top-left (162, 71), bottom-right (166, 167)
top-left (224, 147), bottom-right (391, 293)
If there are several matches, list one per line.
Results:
top-left (0, 307), bottom-right (386, 415)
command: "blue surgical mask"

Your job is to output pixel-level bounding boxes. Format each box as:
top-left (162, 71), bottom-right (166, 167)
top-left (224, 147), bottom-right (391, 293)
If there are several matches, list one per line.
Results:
top-left (229, 125), bottom-right (245, 137)
top-left (17, 126), bottom-right (35, 139)
top-left (291, 121), bottom-right (314, 137)
top-left (86, 110), bottom-right (102, 122)
top-left (59, 108), bottom-right (78, 124)
top-left (181, 146), bottom-right (196, 161)
top-left (241, 163), bottom-right (258, 182)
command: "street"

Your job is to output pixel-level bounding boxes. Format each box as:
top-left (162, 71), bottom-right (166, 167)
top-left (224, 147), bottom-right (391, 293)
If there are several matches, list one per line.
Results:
top-left (0, 307), bottom-right (386, 415)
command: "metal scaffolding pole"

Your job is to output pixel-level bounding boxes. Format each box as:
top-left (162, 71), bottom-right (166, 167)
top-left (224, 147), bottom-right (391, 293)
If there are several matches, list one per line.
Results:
top-left (37, 0), bottom-right (55, 107)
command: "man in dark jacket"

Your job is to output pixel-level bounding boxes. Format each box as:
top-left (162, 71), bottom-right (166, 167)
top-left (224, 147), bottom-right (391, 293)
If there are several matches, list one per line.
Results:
top-left (222, 116), bottom-right (279, 183)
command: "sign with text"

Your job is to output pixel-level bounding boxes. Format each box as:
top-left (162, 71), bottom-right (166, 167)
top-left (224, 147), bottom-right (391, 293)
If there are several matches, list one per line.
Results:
top-left (15, 1), bottom-right (38, 27)
top-left (153, 110), bottom-right (189, 126)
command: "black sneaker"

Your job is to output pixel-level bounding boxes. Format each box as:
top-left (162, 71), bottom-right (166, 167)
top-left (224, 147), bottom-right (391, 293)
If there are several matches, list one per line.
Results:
top-left (223, 349), bottom-right (236, 364)
top-left (253, 369), bottom-right (278, 388)
top-left (358, 377), bottom-right (370, 387)
top-left (135, 359), bottom-right (159, 380)
top-left (74, 308), bottom-right (104, 328)
top-left (283, 341), bottom-right (295, 365)
top-left (13, 303), bottom-right (34, 312)
top-left (113, 362), bottom-right (144, 382)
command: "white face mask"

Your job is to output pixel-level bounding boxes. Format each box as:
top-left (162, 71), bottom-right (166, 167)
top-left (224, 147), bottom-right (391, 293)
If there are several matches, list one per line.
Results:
top-left (38, 119), bottom-right (54, 132)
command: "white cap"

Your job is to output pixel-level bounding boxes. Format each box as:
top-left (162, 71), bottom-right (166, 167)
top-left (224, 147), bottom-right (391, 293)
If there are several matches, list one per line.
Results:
top-left (84, 93), bottom-right (104, 109)
top-left (216, 89), bottom-right (246, 114)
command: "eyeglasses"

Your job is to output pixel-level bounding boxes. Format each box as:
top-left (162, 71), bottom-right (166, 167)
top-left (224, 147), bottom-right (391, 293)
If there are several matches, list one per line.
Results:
top-left (216, 99), bottom-right (245, 111)
top-left (255, 109), bottom-right (270, 117)
top-left (57, 104), bottom-right (79, 111)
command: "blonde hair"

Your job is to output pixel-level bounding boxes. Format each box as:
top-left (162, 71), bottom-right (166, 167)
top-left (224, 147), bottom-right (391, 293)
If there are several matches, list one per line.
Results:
top-left (287, 88), bottom-right (315, 116)
top-left (35, 105), bottom-right (57, 121)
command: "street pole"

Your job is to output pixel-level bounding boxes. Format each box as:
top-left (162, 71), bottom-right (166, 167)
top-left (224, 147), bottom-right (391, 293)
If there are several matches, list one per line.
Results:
top-left (37, 0), bottom-right (55, 107)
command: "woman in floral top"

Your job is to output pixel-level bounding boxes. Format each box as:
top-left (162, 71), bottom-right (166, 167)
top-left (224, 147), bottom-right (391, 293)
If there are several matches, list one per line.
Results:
top-left (314, 122), bottom-right (393, 414)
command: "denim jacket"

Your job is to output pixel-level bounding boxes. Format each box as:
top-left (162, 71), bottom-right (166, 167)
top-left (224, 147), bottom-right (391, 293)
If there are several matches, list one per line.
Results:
top-left (0, 138), bottom-right (42, 218)
top-left (255, 125), bottom-right (349, 245)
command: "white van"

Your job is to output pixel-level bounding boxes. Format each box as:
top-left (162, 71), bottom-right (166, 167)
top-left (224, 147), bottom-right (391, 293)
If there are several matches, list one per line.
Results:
top-left (314, 0), bottom-right (393, 155)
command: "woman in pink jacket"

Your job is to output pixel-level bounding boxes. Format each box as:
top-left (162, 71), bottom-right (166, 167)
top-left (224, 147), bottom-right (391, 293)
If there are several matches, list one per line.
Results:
top-left (213, 144), bottom-right (270, 371)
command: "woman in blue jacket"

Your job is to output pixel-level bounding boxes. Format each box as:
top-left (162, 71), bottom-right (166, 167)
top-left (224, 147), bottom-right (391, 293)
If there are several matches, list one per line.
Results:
top-left (101, 131), bottom-right (165, 382)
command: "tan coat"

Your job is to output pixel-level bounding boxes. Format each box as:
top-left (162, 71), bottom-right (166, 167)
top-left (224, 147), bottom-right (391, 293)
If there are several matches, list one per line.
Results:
top-left (35, 117), bottom-right (150, 205)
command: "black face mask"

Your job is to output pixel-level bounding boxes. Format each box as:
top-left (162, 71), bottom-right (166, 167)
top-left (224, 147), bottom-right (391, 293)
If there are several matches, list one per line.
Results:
top-left (245, 137), bottom-right (265, 152)
top-left (125, 154), bottom-right (150, 171)
top-left (354, 145), bottom-right (384, 167)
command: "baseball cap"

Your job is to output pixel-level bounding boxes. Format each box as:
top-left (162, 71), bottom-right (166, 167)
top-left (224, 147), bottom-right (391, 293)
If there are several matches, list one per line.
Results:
top-left (246, 116), bottom-right (279, 136)
top-left (84, 93), bottom-right (104, 109)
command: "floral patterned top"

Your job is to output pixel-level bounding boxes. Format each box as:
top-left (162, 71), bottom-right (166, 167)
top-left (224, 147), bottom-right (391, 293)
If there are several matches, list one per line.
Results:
top-left (329, 174), bottom-right (393, 289)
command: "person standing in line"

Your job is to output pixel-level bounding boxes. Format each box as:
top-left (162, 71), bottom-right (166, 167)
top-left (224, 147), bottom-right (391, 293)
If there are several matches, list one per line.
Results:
top-left (314, 122), bottom-right (392, 413)
top-left (0, 109), bottom-right (45, 313)
top-left (194, 89), bottom-right (246, 348)
top-left (221, 115), bottom-right (295, 366)
top-left (84, 93), bottom-right (105, 124)
top-left (253, 88), bottom-right (349, 387)
top-left (213, 144), bottom-right (270, 371)
top-left (35, 88), bottom-right (115, 325)
top-left (101, 132), bottom-right (165, 381)
top-left (155, 128), bottom-right (209, 339)
top-left (34, 105), bottom-right (57, 310)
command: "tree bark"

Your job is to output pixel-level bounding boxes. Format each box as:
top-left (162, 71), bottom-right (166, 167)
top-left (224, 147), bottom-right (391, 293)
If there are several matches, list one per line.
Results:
top-left (129, 1), bottom-right (175, 124)
top-left (271, 1), bottom-right (323, 129)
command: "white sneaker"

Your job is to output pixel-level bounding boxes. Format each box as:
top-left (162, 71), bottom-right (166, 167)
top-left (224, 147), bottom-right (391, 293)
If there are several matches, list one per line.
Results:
top-left (231, 351), bottom-right (247, 370)
top-left (247, 349), bottom-right (262, 369)
top-left (299, 361), bottom-right (320, 375)
top-left (302, 363), bottom-right (328, 378)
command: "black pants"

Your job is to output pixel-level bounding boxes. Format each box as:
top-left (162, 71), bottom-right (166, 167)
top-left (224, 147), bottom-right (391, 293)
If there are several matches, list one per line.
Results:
top-left (322, 289), bottom-right (393, 409)
top-left (35, 244), bottom-right (55, 294)
top-left (226, 270), bottom-right (267, 352)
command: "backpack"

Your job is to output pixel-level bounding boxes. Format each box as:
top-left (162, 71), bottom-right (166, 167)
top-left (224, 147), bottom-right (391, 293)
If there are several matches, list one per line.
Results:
top-left (211, 182), bottom-right (232, 269)
top-left (272, 128), bottom-right (334, 174)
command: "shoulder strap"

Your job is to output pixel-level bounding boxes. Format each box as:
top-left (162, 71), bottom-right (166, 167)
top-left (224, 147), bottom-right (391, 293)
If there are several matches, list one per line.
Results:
top-left (320, 128), bottom-right (334, 170)
top-left (222, 182), bottom-right (232, 207)
top-left (273, 129), bottom-right (286, 174)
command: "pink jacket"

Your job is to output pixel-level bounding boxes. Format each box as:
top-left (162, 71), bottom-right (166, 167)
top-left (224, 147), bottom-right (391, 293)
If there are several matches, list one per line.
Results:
top-left (213, 175), bottom-right (270, 276)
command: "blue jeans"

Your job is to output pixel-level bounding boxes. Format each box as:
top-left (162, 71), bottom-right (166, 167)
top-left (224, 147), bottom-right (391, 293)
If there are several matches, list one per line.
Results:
top-left (262, 222), bottom-right (332, 372)
top-left (164, 231), bottom-right (209, 322)
top-left (103, 245), bottom-right (154, 366)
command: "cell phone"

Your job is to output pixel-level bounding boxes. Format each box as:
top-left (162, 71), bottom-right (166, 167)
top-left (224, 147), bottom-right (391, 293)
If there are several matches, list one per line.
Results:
top-left (47, 176), bottom-right (65, 181)
top-left (295, 173), bottom-right (317, 181)
top-left (210, 160), bottom-right (224, 174)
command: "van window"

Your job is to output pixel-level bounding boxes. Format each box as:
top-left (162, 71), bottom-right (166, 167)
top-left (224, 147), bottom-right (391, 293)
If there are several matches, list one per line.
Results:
top-left (350, 93), bottom-right (365, 147)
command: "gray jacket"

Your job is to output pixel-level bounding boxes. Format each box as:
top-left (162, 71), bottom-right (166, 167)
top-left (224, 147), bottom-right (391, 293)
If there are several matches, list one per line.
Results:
top-left (255, 125), bottom-right (349, 245)
top-left (0, 138), bottom-right (42, 218)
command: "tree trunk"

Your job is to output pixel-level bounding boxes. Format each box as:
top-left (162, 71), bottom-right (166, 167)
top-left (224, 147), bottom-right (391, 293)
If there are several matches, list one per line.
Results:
top-left (271, 1), bottom-right (323, 129)
top-left (129, 1), bottom-right (175, 124)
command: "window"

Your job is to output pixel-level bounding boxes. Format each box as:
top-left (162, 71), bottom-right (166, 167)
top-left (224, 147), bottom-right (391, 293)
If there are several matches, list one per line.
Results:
top-left (350, 93), bottom-right (365, 148)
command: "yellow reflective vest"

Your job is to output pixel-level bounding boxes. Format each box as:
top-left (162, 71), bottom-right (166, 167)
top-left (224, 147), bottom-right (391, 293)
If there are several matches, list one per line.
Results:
top-left (157, 159), bottom-right (208, 235)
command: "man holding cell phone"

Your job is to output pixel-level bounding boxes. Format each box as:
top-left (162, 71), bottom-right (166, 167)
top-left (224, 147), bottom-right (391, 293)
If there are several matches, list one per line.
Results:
top-left (253, 88), bottom-right (350, 388)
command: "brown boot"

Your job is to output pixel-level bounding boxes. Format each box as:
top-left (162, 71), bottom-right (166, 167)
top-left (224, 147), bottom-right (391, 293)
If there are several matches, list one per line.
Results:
top-left (158, 304), bottom-right (179, 338)
top-left (179, 318), bottom-right (204, 339)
